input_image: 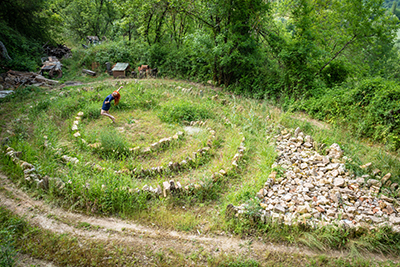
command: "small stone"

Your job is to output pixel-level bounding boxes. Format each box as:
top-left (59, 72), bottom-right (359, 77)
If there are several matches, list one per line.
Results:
top-left (328, 143), bottom-right (343, 159)
top-left (269, 171), bottom-right (277, 180)
top-left (331, 169), bottom-right (339, 177)
top-left (265, 178), bottom-right (274, 188)
top-left (356, 177), bottom-right (365, 185)
top-left (297, 205), bottom-right (310, 214)
top-left (316, 206), bottom-right (325, 213)
top-left (381, 195), bottom-right (393, 203)
top-left (257, 189), bottom-right (267, 199)
top-left (381, 173), bottom-right (391, 185)
top-left (305, 135), bottom-right (313, 143)
top-left (317, 196), bottom-right (330, 205)
top-left (73, 132), bottom-right (81, 137)
top-left (390, 216), bottom-right (400, 225)
top-left (322, 156), bottom-right (330, 165)
top-left (367, 179), bottom-right (380, 186)
top-left (370, 216), bottom-right (384, 224)
top-left (360, 162), bottom-right (372, 169)
top-left (304, 183), bottom-right (314, 189)
top-left (20, 162), bottom-right (34, 170)
top-left (219, 169), bottom-right (227, 176)
top-left (379, 201), bottom-right (387, 210)
top-left (282, 193), bottom-right (293, 202)
top-left (346, 207), bottom-right (356, 214)
top-left (326, 210), bottom-right (336, 217)
top-left (334, 178), bottom-right (345, 187)
top-left (163, 181), bottom-right (170, 197)
top-left (274, 204), bottom-right (286, 213)
top-left (385, 205), bottom-right (395, 215)
top-left (300, 163), bottom-right (308, 169)
top-left (372, 169), bottom-right (381, 176)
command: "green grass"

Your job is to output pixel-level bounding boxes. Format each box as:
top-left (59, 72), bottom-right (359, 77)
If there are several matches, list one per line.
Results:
top-left (1, 77), bottom-right (400, 262)
top-left (1, 206), bottom-right (398, 266)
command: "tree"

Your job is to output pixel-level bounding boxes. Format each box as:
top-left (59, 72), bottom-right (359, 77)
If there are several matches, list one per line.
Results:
top-left (259, 0), bottom-right (399, 95)
top-left (55, 0), bottom-right (117, 40)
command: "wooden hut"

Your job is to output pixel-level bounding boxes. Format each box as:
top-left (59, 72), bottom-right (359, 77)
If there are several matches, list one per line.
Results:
top-left (112, 63), bottom-right (130, 78)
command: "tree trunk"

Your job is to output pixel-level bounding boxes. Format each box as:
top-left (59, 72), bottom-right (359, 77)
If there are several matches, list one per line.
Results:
top-left (0, 41), bottom-right (12, 61)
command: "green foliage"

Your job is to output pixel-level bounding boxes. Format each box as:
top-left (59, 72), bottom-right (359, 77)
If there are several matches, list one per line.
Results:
top-left (82, 102), bottom-right (101, 120)
top-left (59, 0), bottom-right (117, 40)
top-left (158, 101), bottom-right (213, 124)
top-left (0, 207), bottom-right (28, 267)
top-left (0, 0), bottom-right (52, 41)
top-left (294, 78), bottom-right (400, 150)
top-left (99, 127), bottom-right (129, 158)
top-left (321, 61), bottom-right (350, 87)
top-left (0, 23), bottom-right (44, 72)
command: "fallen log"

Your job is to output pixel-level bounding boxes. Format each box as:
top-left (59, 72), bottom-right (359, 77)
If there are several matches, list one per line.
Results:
top-left (82, 69), bottom-right (96, 76)
top-left (34, 75), bottom-right (59, 85)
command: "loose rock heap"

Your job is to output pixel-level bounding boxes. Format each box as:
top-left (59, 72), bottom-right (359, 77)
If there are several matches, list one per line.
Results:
top-left (0, 70), bottom-right (59, 90)
top-left (232, 126), bottom-right (400, 232)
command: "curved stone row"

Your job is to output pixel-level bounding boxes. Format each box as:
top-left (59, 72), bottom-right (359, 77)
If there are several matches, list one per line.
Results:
top-left (230, 125), bottom-right (400, 232)
top-left (4, 146), bottom-right (65, 191)
top-left (4, 104), bottom-right (248, 205)
top-left (70, 111), bottom-right (187, 156)
top-left (127, 123), bottom-right (216, 178)
top-left (134, 136), bottom-right (247, 198)
top-left (5, 135), bottom-right (246, 200)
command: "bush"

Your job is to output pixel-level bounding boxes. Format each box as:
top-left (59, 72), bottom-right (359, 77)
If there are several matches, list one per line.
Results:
top-left (99, 127), bottom-right (129, 158)
top-left (158, 101), bottom-right (213, 124)
top-left (0, 22), bottom-right (44, 72)
top-left (83, 102), bottom-right (101, 120)
top-left (295, 77), bottom-right (400, 150)
top-left (321, 60), bottom-right (349, 87)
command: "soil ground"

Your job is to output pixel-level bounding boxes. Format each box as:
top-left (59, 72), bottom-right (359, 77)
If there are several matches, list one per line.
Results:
top-left (1, 173), bottom-right (398, 266)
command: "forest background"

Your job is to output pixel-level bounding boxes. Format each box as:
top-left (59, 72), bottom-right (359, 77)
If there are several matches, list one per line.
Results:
top-left (0, 0), bottom-right (400, 151)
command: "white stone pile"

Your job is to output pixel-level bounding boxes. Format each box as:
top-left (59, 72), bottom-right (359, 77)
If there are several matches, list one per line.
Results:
top-left (71, 111), bottom-right (83, 138)
top-left (232, 126), bottom-right (400, 231)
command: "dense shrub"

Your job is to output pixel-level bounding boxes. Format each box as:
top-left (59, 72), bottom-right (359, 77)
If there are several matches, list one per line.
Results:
top-left (158, 101), bottom-right (213, 124)
top-left (99, 127), bottom-right (129, 158)
top-left (294, 78), bottom-right (400, 150)
top-left (321, 61), bottom-right (349, 87)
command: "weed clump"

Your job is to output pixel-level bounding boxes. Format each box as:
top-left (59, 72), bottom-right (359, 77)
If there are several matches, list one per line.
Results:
top-left (158, 101), bottom-right (213, 124)
top-left (99, 128), bottom-right (129, 158)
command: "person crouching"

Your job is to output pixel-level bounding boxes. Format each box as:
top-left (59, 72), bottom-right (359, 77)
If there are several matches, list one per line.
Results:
top-left (101, 86), bottom-right (122, 123)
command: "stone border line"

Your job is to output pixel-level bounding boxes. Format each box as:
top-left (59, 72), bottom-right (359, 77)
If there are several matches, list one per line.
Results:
top-left (4, 122), bottom-right (247, 202)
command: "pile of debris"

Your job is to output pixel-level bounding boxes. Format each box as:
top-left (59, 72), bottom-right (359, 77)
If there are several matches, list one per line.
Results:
top-left (41, 56), bottom-right (63, 78)
top-left (43, 44), bottom-right (71, 59)
top-left (0, 70), bottom-right (59, 90)
top-left (230, 125), bottom-right (400, 232)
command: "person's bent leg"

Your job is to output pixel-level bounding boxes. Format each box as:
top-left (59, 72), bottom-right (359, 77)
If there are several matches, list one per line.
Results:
top-left (101, 109), bottom-right (115, 123)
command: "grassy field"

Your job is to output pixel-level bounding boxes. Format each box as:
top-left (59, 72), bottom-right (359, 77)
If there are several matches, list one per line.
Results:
top-left (1, 77), bottom-right (400, 265)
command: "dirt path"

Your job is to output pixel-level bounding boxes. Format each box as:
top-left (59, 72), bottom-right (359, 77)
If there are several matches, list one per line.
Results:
top-left (1, 174), bottom-right (398, 266)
